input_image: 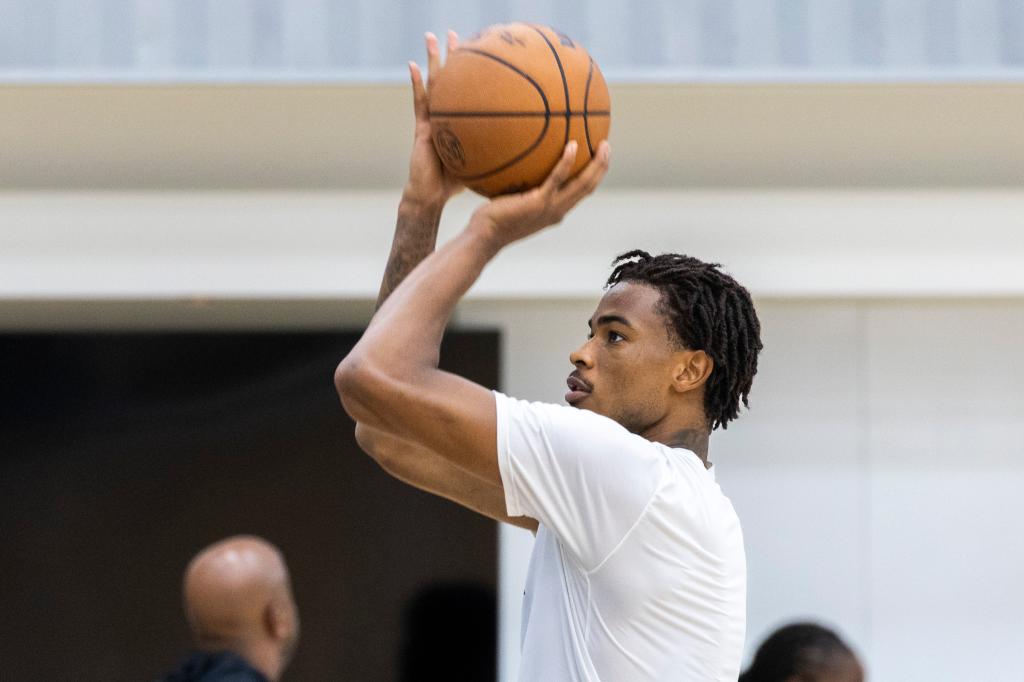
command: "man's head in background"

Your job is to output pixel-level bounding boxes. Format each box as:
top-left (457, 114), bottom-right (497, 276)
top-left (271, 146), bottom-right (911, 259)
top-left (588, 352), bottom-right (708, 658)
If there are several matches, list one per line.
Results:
top-left (181, 536), bottom-right (299, 682)
top-left (740, 622), bottom-right (864, 682)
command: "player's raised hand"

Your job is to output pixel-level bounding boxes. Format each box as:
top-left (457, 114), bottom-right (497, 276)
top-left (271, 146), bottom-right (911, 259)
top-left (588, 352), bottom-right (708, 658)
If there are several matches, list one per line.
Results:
top-left (403, 31), bottom-right (464, 208)
top-left (468, 140), bottom-right (610, 247)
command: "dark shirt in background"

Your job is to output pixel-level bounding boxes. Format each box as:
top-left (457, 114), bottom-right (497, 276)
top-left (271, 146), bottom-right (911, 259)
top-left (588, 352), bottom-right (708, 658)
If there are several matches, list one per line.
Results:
top-left (162, 650), bottom-right (268, 682)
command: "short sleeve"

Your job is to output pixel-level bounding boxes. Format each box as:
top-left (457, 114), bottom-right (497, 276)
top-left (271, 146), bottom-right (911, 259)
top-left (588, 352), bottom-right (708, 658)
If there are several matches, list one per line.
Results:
top-left (493, 391), bottom-right (667, 571)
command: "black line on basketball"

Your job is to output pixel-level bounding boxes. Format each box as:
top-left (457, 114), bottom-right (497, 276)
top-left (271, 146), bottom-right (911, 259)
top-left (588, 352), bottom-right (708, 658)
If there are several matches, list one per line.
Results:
top-left (583, 58), bottom-right (595, 157)
top-left (431, 110), bottom-right (609, 118)
top-left (456, 112), bottom-right (550, 181)
top-left (455, 48), bottom-right (550, 118)
top-left (446, 47), bottom-right (553, 182)
top-left (529, 25), bottom-right (571, 146)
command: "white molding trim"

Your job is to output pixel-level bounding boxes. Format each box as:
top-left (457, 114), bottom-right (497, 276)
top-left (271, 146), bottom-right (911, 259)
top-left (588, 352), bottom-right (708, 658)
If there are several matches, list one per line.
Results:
top-left (2, 189), bottom-right (1023, 300)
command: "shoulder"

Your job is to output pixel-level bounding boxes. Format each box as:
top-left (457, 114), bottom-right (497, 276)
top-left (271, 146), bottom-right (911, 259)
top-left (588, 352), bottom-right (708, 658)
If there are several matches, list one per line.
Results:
top-left (493, 390), bottom-right (670, 470)
top-left (494, 390), bottom-right (639, 437)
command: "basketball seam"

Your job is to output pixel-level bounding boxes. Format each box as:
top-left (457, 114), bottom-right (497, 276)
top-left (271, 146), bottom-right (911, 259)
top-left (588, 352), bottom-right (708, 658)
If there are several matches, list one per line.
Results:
top-left (443, 47), bottom-right (552, 182)
top-left (528, 25), bottom-right (571, 146)
top-left (431, 111), bottom-right (609, 118)
top-left (583, 58), bottom-right (595, 157)
top-left (449, 48), bottom-right (551, 117)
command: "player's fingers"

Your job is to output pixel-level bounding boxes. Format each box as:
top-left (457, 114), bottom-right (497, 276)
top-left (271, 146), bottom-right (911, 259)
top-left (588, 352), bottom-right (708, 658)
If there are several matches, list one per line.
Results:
top-left (446, 30), bottom-right (460, 58)
top-left (558, 141), bottom-right (610, 205)
top-left (540, 141), bottom-right (579, 195)
top-left (409, 61), bottom-right (429, 122)
top-left (425, 32), bottom-right (442, 84)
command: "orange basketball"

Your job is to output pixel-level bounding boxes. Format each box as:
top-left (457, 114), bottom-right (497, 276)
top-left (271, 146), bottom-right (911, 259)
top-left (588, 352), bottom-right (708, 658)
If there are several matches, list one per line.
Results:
top-left (428, 23), bottom-right (611, 198)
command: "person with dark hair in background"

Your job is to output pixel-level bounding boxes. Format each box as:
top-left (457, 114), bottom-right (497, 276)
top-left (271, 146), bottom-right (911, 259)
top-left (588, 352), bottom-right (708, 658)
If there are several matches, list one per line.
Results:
top-left (740, 623), bottom-right (864, 682)
top-left (335, 33), bottom-right (762, 680)
top-left (161, 536), bottom-right (299, 682)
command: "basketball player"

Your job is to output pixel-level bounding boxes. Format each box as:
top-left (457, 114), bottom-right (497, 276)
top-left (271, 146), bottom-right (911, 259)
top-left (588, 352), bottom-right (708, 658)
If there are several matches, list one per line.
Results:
top-left (162, 536), bottom-right (299, 682)
top-left (336, 33), bottom-right (762, 681)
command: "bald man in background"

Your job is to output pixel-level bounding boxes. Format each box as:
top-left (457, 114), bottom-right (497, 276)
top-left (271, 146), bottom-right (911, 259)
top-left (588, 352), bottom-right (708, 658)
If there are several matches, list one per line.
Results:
top-left (162, 536), bottom-right (300, 682)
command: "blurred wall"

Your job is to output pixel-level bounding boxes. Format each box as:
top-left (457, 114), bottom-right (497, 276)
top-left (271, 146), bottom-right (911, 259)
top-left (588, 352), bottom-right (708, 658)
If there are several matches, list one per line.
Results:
top-left (2, 84), bottom-right (1024, 189)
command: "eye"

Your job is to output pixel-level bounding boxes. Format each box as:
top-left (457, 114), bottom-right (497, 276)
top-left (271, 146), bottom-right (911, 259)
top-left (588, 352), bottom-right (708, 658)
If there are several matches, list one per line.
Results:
top-left (607, 330), bottom-right (625, 343)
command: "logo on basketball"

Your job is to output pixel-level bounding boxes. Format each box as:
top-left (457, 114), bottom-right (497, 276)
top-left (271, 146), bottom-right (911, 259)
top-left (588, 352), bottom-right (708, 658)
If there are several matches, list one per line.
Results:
top-left (498, 29), bottom-right (527, 47)
top-left (434, 127), bottom-right (466, 170)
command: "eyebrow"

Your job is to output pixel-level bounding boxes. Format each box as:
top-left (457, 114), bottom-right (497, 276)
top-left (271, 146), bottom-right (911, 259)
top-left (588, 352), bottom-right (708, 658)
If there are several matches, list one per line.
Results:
top-left (588, 314), bottom-right (633, 330)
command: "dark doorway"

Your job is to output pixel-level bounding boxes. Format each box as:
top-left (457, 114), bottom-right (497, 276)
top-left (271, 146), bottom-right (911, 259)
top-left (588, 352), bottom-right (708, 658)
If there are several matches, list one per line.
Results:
top-left (0, 330), bottom-right (500, 681)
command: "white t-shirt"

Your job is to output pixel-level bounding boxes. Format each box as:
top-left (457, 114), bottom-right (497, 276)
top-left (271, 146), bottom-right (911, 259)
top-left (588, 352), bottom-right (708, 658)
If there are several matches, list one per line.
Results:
top-left (494, 391), bottom-right (746, 682)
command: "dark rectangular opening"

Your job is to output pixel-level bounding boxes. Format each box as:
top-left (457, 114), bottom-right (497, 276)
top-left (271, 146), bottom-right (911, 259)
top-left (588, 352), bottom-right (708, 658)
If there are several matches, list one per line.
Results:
top-left (0, 330), bottom-right (500, 681)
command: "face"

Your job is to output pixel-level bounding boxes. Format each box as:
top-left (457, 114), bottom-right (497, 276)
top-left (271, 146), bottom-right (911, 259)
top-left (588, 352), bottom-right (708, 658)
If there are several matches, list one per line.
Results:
top-left (567, 282), bottom-right (696, 434)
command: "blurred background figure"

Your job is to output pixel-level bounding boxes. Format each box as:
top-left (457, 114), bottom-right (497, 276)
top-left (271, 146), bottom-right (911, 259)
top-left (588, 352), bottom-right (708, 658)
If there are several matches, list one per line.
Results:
top-left (739, 622), bottom-right (863, 682)
top-left (163, 536), bottom-right (299, 682)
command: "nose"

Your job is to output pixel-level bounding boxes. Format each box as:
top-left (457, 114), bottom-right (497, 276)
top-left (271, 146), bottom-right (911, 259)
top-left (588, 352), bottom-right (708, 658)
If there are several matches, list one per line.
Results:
top-left (569, 338), bottom-right (595, 368)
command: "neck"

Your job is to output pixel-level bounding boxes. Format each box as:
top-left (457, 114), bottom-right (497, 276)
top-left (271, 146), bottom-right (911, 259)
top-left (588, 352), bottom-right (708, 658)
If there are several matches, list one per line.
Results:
top-left (199, 637), bottom-right (281, 681)
top-left (644, 423), bottom-right (710, 465)
top-left (240, 642), bottom-right (281, 682)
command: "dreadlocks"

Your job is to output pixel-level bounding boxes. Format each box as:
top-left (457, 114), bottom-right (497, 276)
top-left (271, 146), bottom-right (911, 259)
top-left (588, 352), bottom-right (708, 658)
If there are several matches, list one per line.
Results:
top-left (606, 250), bottom-right (762, 431)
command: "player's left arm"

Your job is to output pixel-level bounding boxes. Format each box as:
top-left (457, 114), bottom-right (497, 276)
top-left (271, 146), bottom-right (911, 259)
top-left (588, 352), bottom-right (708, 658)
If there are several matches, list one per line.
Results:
top-left (355, 423), bottom-right (538, 532)
top-left (335, 140), bottom-right (610, 486)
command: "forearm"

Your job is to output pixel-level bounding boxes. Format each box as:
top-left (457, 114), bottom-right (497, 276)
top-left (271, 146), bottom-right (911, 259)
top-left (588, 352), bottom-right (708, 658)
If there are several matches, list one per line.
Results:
top-left (376, 197), bottom-right (444, 308)
top-left (357, 220), bottom-right (501, 380)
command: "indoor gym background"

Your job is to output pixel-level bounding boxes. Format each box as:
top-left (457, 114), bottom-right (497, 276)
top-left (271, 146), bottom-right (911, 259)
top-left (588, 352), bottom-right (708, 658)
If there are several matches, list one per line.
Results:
top-left (2, 2), bottom-right (1024, 680)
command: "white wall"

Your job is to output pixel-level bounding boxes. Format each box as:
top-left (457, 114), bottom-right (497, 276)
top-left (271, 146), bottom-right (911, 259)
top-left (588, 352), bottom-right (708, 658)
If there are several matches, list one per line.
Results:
top-left (862, 303), bottom-right (1024, 680)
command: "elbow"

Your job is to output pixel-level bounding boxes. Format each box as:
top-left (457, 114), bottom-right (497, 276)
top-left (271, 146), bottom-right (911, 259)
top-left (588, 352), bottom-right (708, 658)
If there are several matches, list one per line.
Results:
top-left (334, 354), bottom-right (383, 422)
top-left (333, 354), bottom-right (364, 401)
top-left (335, 350), bottom-right (416, 429)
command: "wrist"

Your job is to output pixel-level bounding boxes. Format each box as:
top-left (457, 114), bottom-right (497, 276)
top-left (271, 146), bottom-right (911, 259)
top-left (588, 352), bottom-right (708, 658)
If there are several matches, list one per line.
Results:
top-left (400, 187), bottom-right (447, 214)
top-left (465, 215), bottom-right (507, 257)
top-left (396, 196), bottom-right (444, 240)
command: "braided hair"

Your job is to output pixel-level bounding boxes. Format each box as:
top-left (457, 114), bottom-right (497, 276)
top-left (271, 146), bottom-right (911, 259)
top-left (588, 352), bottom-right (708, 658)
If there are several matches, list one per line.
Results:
top-left (738, 623), bottom-right (857, 682)
top-left (606, 250), bottom-right (762, 430)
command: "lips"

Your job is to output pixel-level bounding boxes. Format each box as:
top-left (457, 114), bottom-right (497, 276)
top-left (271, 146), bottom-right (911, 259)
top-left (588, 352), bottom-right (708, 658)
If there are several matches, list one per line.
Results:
top-left (565, 373), bottom-right (592, 405)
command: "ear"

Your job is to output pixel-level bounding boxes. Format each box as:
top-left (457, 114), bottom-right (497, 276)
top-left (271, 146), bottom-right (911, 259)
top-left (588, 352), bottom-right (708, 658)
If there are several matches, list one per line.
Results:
top-left (671, 350), bottom-right (713, 394)
top-left (264, 599), bottom-right (293, 641)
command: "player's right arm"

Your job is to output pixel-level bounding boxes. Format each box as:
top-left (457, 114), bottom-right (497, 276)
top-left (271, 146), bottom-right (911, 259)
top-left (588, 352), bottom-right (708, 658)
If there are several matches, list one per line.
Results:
top-left (351, 31), bottom-right (538, 531)
top-left (377, 32), bottom-right (463, 305)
